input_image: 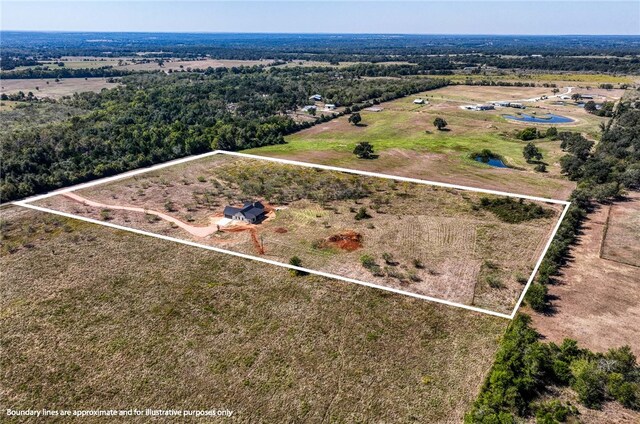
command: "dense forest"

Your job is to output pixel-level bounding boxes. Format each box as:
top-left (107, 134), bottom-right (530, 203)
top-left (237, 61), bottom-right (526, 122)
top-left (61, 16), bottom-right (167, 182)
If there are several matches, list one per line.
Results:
top-left (0, 67), bottom-right (446, 201)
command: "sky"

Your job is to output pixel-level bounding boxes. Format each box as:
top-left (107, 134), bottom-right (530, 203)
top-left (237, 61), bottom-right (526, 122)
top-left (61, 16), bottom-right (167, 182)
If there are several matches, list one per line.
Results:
top-left (2, 1), bottom-right (639, 35)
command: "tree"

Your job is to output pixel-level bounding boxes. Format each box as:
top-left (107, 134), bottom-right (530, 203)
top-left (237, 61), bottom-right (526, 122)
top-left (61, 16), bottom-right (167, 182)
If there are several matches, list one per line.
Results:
top-left (517, 127), bottom-right (539, 141)
top-left (584, 101), bottom-right (597, 113)
top-left (545, 127), bottom-right (558, 139)
top-left (348, 112), bottom-right (362, 126)
top-left (353, 141), bottom-right (375, 159)
top-left (571, 93), bottom-right (582, 102)
top-left (523, 142), bottom-right (543, 163)
top-left (433, 117), bottom-right (448, 130)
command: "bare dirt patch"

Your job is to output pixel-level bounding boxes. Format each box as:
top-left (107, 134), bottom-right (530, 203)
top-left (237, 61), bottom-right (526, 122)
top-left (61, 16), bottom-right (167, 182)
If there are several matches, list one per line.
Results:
top-left (530, 193), bottom-right (640, 356)
top-left (323, 231), bottom-right (363, 251)
top-left (601, 193), bottom-right (640, 267)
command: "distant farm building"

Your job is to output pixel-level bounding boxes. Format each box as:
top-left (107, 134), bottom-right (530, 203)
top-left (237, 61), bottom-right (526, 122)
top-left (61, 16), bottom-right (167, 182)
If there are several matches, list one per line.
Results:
top-left (474, 104), bottom-right (495, 111)
top-left (413, 98), bottom-right (426, 104)
top-left (309, 94), bottom-right (322, 101)
top-left (495, 101), bottom-right (511, 107)
top-left (580, 95), bottom-right (594, 99)
top-left (224, 201), bottom-right (267, 224)
top-left (302, 105), bottom-right (317, 112)
top-left (324, 104), bottom-right (336, 110)
top-left (510, 103), bottom-right (524, 109)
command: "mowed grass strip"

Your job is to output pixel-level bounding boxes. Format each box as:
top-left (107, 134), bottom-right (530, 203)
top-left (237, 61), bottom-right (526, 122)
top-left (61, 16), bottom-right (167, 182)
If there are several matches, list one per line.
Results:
top-left (1, 207), bottom-right (506, 423)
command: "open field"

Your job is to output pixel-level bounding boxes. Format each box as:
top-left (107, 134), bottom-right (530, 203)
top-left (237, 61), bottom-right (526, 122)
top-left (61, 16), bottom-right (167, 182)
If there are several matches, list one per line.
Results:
top-left (248, 84), bottom-right (618, 199)
top-left (601, 195), bottom-right (640, 267)
top-left (530, 192), bottom-right (640, 356)
top-left (0, 77), bottom-right (120, 99)
top-left (446, 72), bottom-right (636, 86)
top-left (32, 154), bottom-right (563, 315)
top-left (12, 56), bottom-right (274, 72)
top-left (0, 205), bottom-right (506, 422)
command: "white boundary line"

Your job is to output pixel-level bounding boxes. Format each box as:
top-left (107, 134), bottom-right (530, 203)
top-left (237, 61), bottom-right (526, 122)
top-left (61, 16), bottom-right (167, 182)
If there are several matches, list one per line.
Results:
top-left (13, 150), bottom-right (571, 319)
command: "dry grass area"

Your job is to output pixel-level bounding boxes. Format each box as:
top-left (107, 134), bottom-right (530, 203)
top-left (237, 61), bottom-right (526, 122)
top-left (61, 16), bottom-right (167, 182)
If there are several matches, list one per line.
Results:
top-left (1, 205), bottom-right (506, 422)
top-left (530, 193), bottom-right (640, 357)
top-left (247, 84), bottom-right (617, 199)
top-left (0, 78), bottom-right (120, 99)
top-left (34, 155), bottom-right (562, 314)
top-left (601, 193), bottom-right (640, 267)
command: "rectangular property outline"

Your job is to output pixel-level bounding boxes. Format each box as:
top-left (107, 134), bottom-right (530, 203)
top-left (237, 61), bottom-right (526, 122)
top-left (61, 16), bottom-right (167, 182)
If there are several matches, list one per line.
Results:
top-left (13, 150), bottom-right (571, 320)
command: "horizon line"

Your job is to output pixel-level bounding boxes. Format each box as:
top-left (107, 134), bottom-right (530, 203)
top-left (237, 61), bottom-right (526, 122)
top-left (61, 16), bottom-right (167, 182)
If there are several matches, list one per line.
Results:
top-left (2, 30), bottom-right (639, 37)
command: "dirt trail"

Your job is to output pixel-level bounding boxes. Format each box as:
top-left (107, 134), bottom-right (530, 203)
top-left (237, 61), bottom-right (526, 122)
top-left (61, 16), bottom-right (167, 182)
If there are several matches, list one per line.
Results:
top-left (63, 192), bottom-right (267, 254)
top-left (63, 192), bottom-right (221, 238)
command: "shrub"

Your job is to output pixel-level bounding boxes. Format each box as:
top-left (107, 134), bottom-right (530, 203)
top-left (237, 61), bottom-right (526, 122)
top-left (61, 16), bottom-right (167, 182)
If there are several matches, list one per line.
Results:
top-left (526, 283), bottom-right (548, 312)
top-left (545, 127), bottom-right (558, 139)
top-left (288, 256), bottom-right (307, 276)
top-left (607, 375), bottom-right (639, 409)
top-left (479, 197), bottom-right (552, 223)
top-left (517, 127), bottom-right (540, 141)
top-left (412, 258), bottom-right (424, 269)
top-left (571, 359), bottom-right (606, 408)
top-left (353, 141), bottom-right (375, 159)
top-left (354, 206), bottom-right (371, 220)
top-left (360, 254), bottom-right (376, 269)
top-left (100, 209), bottom-right (112, 221)
top-left (533, 400), bottom-right (578, 424)
top-left (382, 252), bottom-right (394, 265)
top-left (486, 275), bottom-right (505, 289)
top-left (535, 163), bottom-right (547, 172)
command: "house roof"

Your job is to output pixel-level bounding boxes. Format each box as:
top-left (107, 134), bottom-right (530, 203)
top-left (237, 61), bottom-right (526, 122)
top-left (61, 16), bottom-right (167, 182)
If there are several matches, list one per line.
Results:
top-left (224, 201), bottom-right (266, 220)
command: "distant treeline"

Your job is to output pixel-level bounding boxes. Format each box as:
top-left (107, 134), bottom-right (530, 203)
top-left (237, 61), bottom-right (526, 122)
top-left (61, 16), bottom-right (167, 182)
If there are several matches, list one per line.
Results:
top-left (3, 32), bottom-right (640, 57)
top-left (0, 68), bottom-right (446, 201)
top-left (3, 33), bottom-right (640, 74)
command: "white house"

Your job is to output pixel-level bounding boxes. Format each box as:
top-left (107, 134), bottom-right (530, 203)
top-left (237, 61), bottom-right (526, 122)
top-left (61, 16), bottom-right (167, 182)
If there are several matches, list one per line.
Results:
top-left (309, 94), bottom-right (322, 101)
top-left (324, 104), bottom-right (336, 110)
top-left (413, 98), bottom-right (425, 104)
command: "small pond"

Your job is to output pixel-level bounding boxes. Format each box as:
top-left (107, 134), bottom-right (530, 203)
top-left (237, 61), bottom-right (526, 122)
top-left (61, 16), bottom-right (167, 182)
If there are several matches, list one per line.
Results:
top-left (503, 113), bottom-right (574, 124)
top-left (475, 156), bottom-right (509, 168)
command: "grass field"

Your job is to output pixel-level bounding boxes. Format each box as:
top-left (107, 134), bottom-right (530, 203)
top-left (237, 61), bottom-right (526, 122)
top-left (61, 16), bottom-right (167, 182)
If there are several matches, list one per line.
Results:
top-left (0, 78), bottom-right (120, 99)
top-left (33, 154), bottom-right (562, 314)
top-left (1, 205), bottom-right (506, 422)
top-left (248, 84), bottom-right (619, 199)
top-left (11, 56), bottom-right (275, 72)
top-left (445, 72), bottom-right (635, 85)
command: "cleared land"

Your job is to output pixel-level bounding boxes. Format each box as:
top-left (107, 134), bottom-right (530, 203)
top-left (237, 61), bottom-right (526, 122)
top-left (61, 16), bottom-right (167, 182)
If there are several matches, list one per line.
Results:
top-left (0, 205), bottom-right (506, 422)
top-left (12, 56), bottom-right (274, 71)
top-left (530, 192), bottom-right (640, 356)
top-left (0, 78), bottom-right (120, 99)
top-left (33, 154), bottom-right (563, 315)
top-left (249, 84), bottom-right (620, 199)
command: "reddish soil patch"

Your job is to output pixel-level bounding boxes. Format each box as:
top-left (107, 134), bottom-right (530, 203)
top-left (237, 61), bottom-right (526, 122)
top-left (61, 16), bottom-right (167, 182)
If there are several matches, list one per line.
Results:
top-left (529, 194), bottom-right (640, 356)
top-left (222, 225), bottom-right (265, 255)
top-left (274, 227), bottom-right (288, 234)
top-left (324, 231), bottom-right (363, 251)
